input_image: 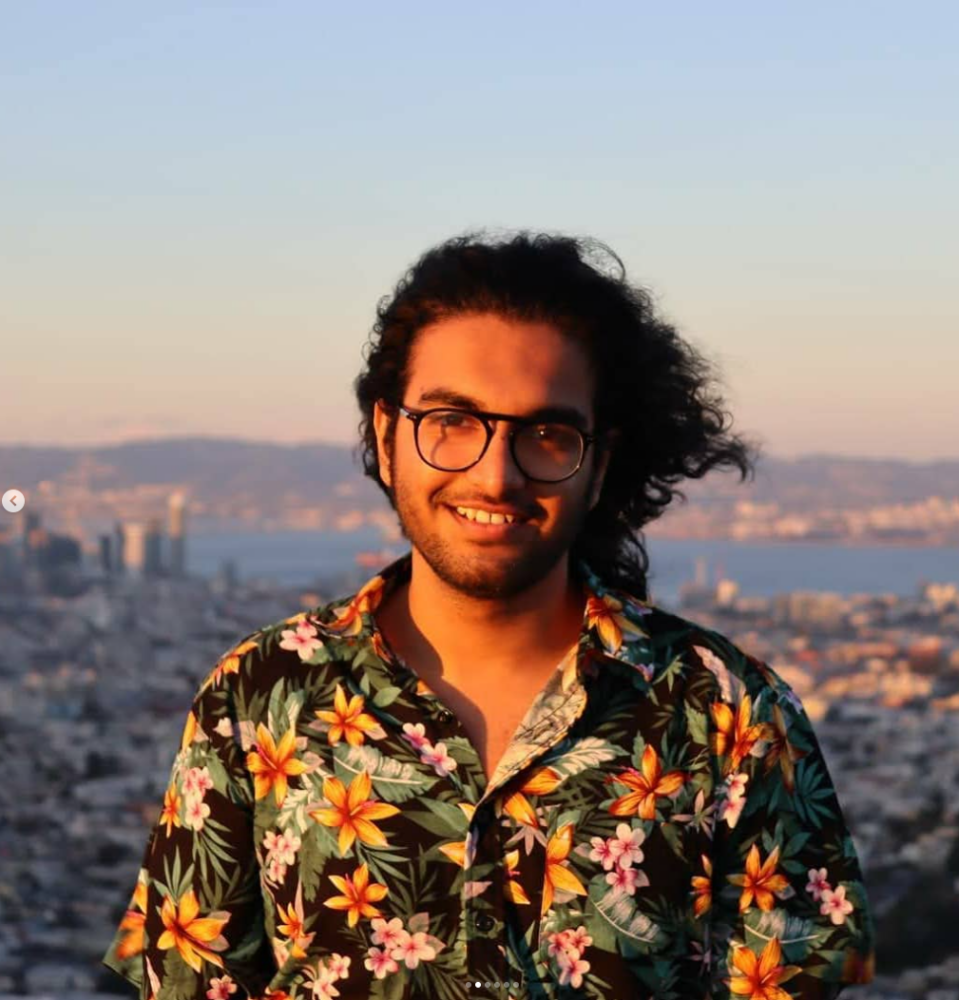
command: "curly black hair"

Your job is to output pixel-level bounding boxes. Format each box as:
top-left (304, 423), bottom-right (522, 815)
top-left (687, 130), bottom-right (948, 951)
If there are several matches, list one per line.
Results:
top-left (354, 230), bottom-right (760, 600)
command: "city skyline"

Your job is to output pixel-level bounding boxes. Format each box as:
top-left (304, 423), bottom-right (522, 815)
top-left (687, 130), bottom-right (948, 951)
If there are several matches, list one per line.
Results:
top-left (3, 3), bottom-right (957, 460)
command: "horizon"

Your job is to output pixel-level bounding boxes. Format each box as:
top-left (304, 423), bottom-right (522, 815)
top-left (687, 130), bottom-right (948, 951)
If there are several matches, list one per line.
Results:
top-left (3, 432), bottom-right (959, 467)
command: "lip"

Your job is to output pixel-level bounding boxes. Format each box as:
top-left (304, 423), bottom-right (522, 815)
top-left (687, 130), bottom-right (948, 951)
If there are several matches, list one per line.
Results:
top-left (444, 504), bottom-right (536, 539)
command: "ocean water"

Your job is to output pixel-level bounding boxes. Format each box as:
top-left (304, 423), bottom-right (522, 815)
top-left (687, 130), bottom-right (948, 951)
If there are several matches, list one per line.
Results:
top-left (186, 530), bottom-right (959, 607)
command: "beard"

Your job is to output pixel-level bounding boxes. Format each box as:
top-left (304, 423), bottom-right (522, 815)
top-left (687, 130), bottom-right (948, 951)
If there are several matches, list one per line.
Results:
top-left (390, 475), bottom-right (594, 601)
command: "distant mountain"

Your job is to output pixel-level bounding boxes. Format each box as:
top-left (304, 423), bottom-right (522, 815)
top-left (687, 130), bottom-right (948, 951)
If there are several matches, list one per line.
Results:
top-left (0, 437), bottom-right (368, 491)
top-left (682, 453), bottom-right (959, 507)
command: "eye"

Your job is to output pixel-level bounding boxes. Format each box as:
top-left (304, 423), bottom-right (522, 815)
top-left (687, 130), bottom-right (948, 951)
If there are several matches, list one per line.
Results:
top-left (439, 411), bottom-right (469, 427)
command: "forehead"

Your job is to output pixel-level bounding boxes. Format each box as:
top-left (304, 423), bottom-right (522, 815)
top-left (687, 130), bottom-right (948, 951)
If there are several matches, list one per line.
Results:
top-left (406, 313), bottom-right (595, 416)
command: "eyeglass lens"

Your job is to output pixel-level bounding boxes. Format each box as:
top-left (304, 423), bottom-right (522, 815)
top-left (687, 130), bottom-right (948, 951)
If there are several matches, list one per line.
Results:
top-left (416, 410), bottom-right (583, 481)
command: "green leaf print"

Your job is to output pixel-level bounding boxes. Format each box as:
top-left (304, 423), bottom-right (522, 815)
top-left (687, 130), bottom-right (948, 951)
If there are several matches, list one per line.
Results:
top-left (545, 737), bottom-right (621, 779)
top-left (588, 885), bottom-right (663, 952)
top-left (334, 744), bottom-right (435, 804)
top-left (161, 948), bottom-right (201, 1000)
top-left (743, 908), bottom-right (825, 963)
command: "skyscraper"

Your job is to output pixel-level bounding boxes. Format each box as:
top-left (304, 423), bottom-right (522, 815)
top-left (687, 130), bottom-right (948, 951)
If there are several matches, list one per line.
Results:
top-left (144, 519), bottom-right (163, 577)
top-left (123, 522), bottom-right (145, 576)
top-left (168, 491), bottom-right (187, 576)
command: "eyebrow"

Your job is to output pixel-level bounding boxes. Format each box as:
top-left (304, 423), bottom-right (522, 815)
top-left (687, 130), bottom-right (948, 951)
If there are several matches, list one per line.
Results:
top-left (416, 386), bottom-right (591, 429)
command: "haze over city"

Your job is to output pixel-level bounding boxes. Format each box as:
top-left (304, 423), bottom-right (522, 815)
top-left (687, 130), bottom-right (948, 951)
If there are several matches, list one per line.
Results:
top-left (3, 2), bottom-right (957, 461)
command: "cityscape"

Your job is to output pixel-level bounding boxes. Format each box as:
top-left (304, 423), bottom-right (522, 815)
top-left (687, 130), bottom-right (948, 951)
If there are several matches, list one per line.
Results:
top-left (1, 450), bottom-right (958, 1000)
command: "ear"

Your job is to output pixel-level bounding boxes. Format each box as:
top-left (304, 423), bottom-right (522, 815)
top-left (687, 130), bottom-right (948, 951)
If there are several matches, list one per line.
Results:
top-left (588, 431), bottom-right (618, 511)
top-left (373, 401), bottom-right (394, 488)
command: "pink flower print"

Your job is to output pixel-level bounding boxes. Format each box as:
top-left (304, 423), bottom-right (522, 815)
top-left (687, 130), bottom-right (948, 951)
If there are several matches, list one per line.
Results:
top-left (279, 621), bottom-right (323, 661)
top-left (390, 930), bottom-right (437, 969)
top-left (327, 953), bottom-right (351, 979)
top-left (719, 793), bottom-right (746, 829)
top-left (266, 855), bottom-right (287, 885)
top-left (546, 929), bottom-right (576, 959)
top-left (820, 884), bottom-right (854, 925)
top-left (605, 865), bottom-right (648, 896)
top-left (182, 766), bottom-right (214, 799)
top-left (184, 795), bottom-right (211, 831)
top-left (310, 964), bottom-right (340, 1000)
top-left (364, 946), bottom-right (400, 980)
top-left (719, 772), bottom-right (749, 829)
top-left (566, 925), bottom-right (593, 953)
top-left (589, 836), bottom-right (620, 871)
top-left (726, 772), bottom-right (749, 799)
top-left (556, 948), bottom-right (591, 989)
top-left (206, 975), bottom-right (237, 1000)
top-left (371, 917), bottom-right (409, 950)
top-left (421, 741), bottom-right (458, 776)
top-left (611, 823), bottom-right (646, 868)
top-left (402, 722), bottom-right (429, 750)
top-left (806, 867), bottom-right (831, 901)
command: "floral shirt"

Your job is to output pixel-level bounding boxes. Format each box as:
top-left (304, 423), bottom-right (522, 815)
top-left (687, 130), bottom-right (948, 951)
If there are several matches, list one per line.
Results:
top-left (104, 554), bottom-right (874, 1000)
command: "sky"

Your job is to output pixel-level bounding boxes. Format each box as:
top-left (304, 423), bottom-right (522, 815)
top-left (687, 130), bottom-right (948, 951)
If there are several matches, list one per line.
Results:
top-left (2, 1), bottom-right (957, 460)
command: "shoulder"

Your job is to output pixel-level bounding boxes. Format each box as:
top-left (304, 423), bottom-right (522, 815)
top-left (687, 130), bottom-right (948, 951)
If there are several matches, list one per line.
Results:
top-left (616, 593), bottom-right (807, 717)
top-left (195, 572), bottom-right (389, 706)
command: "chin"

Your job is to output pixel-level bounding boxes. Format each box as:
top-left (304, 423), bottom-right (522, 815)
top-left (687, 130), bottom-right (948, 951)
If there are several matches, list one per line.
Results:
top-left (429, 550), bottom-right (566, 601)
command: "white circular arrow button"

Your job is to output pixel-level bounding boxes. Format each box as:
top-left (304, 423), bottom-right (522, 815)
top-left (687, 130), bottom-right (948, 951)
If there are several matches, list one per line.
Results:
top-left (2, 489), bottom-right (25, 513)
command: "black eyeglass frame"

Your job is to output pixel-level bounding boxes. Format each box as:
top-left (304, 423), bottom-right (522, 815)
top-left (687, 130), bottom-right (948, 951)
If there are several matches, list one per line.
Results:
top-left (397, 404), bottom-right (597, 483)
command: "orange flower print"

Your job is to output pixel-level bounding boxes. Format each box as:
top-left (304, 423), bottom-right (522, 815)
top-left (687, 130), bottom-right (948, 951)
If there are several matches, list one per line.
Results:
top-left (710, 693), bottom-right (773, 774)
top-left (320, 575), bottom-right (385, 637)
top-left (157, 890), bottom-right (230, 972)
top-left (503, 766), bottom-right (562, 828)
top-left (504, 849), bottom-right (531, 905)
top-left (762, 704), bottom-right (808, 794)
top-left (159, 783), bottom-right (182, 837)
top-left (542, 823), bottom-right (588, 914)
top-left (315, 684), bottom-right (380, 747)
top-left (607, 745), bottom-right (687, 820)
top-left (323, 862), bottom-right (388, 927)
top-left (585, 594), bottom-right (647, 654)
top-left (691, 854), bottom-right (712, 918)
top-left (201, 639), bottom-right (258, 691)
top-left (309, 771), bottom-right (400, 854)
top-left (246, 723), bottom-right (309, 806)
top-left (116, 878), bottom-right (148, 959)
top-left (180, 711), bottom-right (198, 752)
top-left (727, 937), bottom-right (801, 1000)
top-left (438, 803), bottom-right (475, 867)
top-left (728, 844), bottom-right (791, 913)
top-left (276, 888), bottom-right (315, 959)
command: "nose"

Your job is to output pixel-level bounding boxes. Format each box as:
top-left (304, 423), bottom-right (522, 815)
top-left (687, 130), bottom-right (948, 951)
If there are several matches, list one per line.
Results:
top-left (464, 422), bottom-right (526, 494)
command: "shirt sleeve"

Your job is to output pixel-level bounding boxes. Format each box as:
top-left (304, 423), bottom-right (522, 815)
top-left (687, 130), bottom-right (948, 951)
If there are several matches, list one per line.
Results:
top-left (706, 661), bottom-right (875, 1000)
top-left (102, 664), bottom-right (274, 999)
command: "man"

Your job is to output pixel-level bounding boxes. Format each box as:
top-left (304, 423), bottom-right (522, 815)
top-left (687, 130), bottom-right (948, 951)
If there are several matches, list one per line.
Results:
top-left (105, 233), bottom-right (875, 999)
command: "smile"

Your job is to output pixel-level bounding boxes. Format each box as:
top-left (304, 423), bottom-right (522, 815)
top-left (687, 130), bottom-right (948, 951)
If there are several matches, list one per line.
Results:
top-left (452, 505), bottom-right (525, 526)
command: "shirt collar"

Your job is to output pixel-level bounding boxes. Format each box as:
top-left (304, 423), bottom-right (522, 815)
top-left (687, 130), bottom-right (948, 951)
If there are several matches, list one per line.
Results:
top-left (321, 550), bottom-right (658, 692)
top-left (317, 552), bottom-right (659, 799)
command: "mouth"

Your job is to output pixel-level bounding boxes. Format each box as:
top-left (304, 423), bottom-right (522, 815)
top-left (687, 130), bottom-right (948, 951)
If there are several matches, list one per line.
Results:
top-left (452, 504), bottom-right (525, 525)
top-left (445, 503), bottom-right (536, 534)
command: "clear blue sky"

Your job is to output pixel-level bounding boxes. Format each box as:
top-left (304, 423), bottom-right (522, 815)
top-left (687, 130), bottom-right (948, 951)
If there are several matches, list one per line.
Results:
top-left (3, 1), bottom-right (957, 459)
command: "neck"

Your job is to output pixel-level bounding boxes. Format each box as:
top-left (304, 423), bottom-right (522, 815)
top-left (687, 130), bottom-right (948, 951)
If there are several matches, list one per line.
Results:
top-left (381, 550), bottom-right (585, 682)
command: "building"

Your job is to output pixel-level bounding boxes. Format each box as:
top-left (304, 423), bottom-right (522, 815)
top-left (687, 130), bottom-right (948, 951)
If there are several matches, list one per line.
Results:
top-left (168, 491), bottom-right (187, 577)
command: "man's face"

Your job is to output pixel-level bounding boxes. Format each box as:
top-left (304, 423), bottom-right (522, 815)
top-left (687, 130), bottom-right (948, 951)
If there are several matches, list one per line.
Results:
top-left (373, 313), bottom-right (610, 600)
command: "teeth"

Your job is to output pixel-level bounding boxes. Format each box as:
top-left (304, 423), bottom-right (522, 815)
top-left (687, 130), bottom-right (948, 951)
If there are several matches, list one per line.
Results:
top-left (454, 506), bottom-right (519, 525)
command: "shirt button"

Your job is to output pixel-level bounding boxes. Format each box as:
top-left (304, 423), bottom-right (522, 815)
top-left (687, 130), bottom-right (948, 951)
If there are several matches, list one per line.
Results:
top-left (474, 912), bottom-right (495, 932)
top-left (436, 708), bottom-right (455, 724)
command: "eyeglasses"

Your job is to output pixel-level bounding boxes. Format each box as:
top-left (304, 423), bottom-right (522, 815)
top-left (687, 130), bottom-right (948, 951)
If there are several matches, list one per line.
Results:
top-left (397, 405), bottom-right (596, 483)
